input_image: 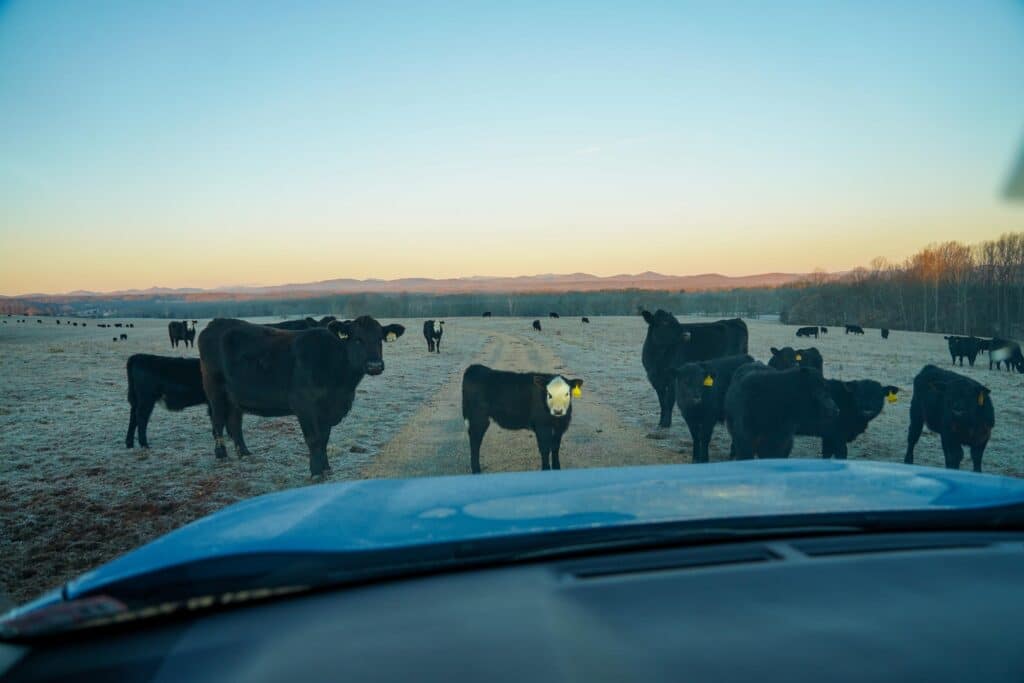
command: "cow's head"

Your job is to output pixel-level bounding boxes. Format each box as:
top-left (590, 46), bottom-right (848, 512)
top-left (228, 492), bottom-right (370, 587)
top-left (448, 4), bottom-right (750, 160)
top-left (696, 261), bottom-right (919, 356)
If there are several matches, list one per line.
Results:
top-left (798, 367), bottom-right (839, 420)
top-left (768, 346), bottom-right (798, 370)
top-left (641, 309), bottom-right (690, 346)
top-left (433, 320), bottom-right (444, 334)
top-left (535, 375), bottom-right (584, 417)
top-left (842, 380), bottom-right (900, 420)
top-left (674, 362), bottom-right (715, 408)
top-left (328, 316), bottom-right (406, 376)
top-left (319, 315), bottom-right (338, 327)
top-left (945, 380), bottom-right (991, 419)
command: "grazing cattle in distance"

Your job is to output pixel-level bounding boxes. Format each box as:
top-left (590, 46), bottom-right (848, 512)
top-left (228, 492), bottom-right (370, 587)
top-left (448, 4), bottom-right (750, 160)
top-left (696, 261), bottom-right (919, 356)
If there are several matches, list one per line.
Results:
top-left (82, 323), bottom-right (87, 327)
top-left (37, 320), bottom-right (42, 324)
top-left (990, 338), bottom-right (1023, 372)
top-left (673, 354), bottom-right (754, 463)
top-left (820, 327), bottom-right (828, 334)
top-left (725, 364), bottom-right (839, 459)
top-left (796, 380), bottom-right (899, 458)
top-left (845, 324), bottom-right (864, 335)
top-left (112, 337), bottom-right (118, 342)
top-left (198, 316), bottom-right (405, 477)
top-left (423, 319), bottom-right (445, 353)
top-left (120, 333), bottom-right (128, 340)
top-left (56, 320), bottom-right (60, 325)
top-left (72, 322), bottom-right (78, 327)
top-left (549, 312), bottom-right (560, 319)
top-left (462, 364), bottom-right (583, 473)
top-left (581, 317), bottom-right (590, 323)
top-left (795, 326), bottom-right (819, 338)
top-left (768, 347), bottom-right (824, 372)
top-left (532, 320), bottom-right (542, 332)
top-left (881, 328), bottom-right (890, 339)
top-left (125, 355), bottom-right (207, 448)
top-left (482, 311), bottom-right (492, 318)
top-left (905, 365), bottom-right (993, 471)
top-left (114, 323), bottom-right (123, 328)
top-left (169, 320), bottom-right (189, 348)
top-left (945, 335), bottom-right (980, 367)
top-left (640, 309), bottom-right (749, 429)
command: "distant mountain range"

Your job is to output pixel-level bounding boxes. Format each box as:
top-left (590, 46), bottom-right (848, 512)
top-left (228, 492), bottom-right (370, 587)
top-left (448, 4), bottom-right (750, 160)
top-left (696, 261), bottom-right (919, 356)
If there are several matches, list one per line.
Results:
top-left (6, 271), bottom-right (812, 301)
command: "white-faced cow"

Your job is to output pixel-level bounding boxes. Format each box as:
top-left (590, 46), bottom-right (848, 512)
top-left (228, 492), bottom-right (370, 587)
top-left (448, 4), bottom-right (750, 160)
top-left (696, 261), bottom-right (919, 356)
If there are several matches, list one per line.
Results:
top-left (462, 364), bottom-right (583, 473)
top-left (423, 319), bottom-right (445, 353)
top-left (198, 316), bottom-right (405, 477)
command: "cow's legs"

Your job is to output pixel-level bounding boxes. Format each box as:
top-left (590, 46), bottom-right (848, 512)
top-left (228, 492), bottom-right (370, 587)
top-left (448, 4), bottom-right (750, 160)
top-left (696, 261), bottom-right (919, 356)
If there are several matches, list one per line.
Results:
top-left (298, 413), bottom-right (329, 477)
top-left (435, 339), bottom-right (441, 353)
top-left (534, 427), bottom-right (553, 470)
top-left (970, 444), bottom-right (985, 473)
top-left (225, 406), bottom-right (251, 457)
top-left (467, 419), bottom-right (489, 474)
top-left (685, 420), bottom-right (702, 463)
top-left (135, 399), bottom-right (157, 449)
top-left (655, 380), bottom-right (675, 429)
top-left (205, 387), bottom-right (230, 460)
top-left (759, 434), bottom-right (794, 459)
top-left (125, 401), bottom-right (138, 448)
top-left (941, 433), bottom-right (964, 470)
top-left (550, 429), bottom-right (564, 470)
top-left (904, 407), bottom-right (924, 465)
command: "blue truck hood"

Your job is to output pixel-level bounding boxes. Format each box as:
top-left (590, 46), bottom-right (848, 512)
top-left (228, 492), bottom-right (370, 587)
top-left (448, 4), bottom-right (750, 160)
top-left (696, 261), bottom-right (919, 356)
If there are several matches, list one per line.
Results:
top-left (11, 460), bottom-right (1024, 617)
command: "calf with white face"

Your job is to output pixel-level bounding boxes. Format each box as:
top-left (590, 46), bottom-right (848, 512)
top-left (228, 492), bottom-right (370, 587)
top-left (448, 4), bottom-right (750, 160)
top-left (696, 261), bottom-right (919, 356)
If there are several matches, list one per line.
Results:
top-left (461, 364), bottom-right (584, 473)
top-left (423, 319), bottom-right (445, 353)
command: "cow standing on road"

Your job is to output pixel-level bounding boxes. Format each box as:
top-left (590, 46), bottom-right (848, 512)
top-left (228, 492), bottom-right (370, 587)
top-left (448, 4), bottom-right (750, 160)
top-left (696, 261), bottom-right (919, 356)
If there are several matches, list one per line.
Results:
top-left (423, 319), bottom-right (444, 353)
top-left (462, 364), bottom-right (583, 473)
top-left (674, 354), bottom-right (753, 463)
top-left (198, 316), bottom-right (405, 477)
top-left (797, 379), bottom-right (899, 459)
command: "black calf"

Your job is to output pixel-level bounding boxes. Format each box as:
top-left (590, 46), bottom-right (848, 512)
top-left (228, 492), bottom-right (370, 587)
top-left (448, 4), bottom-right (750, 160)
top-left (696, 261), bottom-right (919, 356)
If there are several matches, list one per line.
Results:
top-left (125, 354), bottom-right (207, 448)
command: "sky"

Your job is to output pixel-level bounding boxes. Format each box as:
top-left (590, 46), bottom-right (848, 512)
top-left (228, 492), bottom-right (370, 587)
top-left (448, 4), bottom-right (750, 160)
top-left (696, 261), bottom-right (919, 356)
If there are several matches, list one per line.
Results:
top-left (1, 1), bottom-right (1023, 295)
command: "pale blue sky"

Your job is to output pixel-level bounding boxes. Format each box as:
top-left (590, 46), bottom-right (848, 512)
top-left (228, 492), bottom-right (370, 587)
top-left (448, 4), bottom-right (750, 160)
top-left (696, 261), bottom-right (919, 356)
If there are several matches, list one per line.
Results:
top-left (1, 1), bottom-right (1022, 294)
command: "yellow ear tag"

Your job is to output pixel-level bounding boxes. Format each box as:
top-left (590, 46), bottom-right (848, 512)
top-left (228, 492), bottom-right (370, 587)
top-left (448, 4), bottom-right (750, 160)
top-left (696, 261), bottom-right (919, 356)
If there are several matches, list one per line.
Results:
top-left (703, 375), bottom-right (714, 387)
top-left (795, 354), bottom-right (803, 361)
top-left (887, 392), bottom-right (898, 404)
top-left (571, 385), bottom-right (582, 398)
top-left (978, 392), bottom-right (985, 406)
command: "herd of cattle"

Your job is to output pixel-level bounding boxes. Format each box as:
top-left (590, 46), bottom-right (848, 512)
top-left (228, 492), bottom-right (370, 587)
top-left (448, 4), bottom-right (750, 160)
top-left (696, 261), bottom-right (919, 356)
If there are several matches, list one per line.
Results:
top-left (4, 316), bottom-right (135, 343)
top-left (102, 310), bottom-right (1009, 479)
top-left (5, 311), bottom-right (1002, 476)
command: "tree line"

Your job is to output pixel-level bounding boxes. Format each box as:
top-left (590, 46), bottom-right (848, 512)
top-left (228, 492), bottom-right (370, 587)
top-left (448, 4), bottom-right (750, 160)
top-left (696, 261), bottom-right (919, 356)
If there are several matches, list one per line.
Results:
top-left (780, 232), bottom-right (1024, 338)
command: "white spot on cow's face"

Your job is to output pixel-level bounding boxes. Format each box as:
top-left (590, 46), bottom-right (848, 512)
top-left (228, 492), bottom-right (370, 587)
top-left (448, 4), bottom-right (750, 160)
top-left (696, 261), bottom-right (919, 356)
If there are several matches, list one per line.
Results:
top-left (433, 321), bottom-right (442, 334)
top-left (385, 331), bottom-right (396, 342)
top-left (545, 377), bottom-right (572, 417)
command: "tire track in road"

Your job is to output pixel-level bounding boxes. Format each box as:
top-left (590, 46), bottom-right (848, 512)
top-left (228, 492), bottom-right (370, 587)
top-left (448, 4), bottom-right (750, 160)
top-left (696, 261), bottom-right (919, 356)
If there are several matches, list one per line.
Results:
top-left (361, 330), bottom-right (679, 479)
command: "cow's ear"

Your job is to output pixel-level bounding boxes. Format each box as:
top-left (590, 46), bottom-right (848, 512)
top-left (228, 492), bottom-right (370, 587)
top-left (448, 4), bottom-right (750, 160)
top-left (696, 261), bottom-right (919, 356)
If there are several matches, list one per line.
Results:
top-left (305, 317), bottom-right (317, 326)
top-left (770, 347), bottom-right (780, 355)
top-left (641, 310), bottom-right (654, 324)
top-left (568, 378), bottom-right (584, 398)
top-left (328, 320), bottom-right (354, 340)
top-left (382, 324), bottom-right (405, 342)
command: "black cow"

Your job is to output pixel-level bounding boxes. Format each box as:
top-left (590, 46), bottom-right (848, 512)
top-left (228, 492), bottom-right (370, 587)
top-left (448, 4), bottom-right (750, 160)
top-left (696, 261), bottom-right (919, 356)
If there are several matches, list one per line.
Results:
top-left (905, 365), bottom-right (993, 471)
top-left (114, 323), bottom-right (123, 328)
top-left (532, 320), bottom-right (542, 332)
top-left (125, 354), bottom-right (207, 448)
top-left (768, 346), bottom-right (824, 372)
top-left (128, 323), bottom-right (134, 328)
top-left (423, 319), bottom-right (444, 353)
top-left (845, 325), bottom-right (864, 335)
top-left (462, 364), bottom-right (583, 473)
top-left (945, 335), bottom-right (980, 367)
top-left (56, 320), bottom-right (60, 325)
top-left (641, 310), bottom-right (749, 429)
top-left (796, 380), bottom-right (899, 459)
top-left (549, 312), bottom-right (560, 319)
top-left (265, 317), bottom-right (321, 331)
top-left (198, 316), bottom-right (405, 477)
top-left (795, 326), bottom-right (819, 338)
top-left (36, 320), bottom-right (41, 324)
top-left (482, 311), bottom-right (492, 318)
top-left (673, 354), bottom-right (754, 463)
top-left (168, 320), bottom-right (189, 348)
top-left (724, 364), bottom-right (838, 459)
top-left (581, 317), bottom-right (590, 323)
top-left (820, 327), bottom-right (828, 334)
top-left (881, 328), bottom-right (890, 339)
top-left (990, 338), bottom-right (1024, 372)
top-left (120, 333), bottom-right (128, 340)
top-left (112, 337), bottom-right (118, 342)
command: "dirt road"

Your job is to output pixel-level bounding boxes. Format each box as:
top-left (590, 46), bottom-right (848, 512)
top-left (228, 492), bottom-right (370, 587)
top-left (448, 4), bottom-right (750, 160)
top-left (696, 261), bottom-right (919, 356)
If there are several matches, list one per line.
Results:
top-left (362, 330), bottom-right (678, 479)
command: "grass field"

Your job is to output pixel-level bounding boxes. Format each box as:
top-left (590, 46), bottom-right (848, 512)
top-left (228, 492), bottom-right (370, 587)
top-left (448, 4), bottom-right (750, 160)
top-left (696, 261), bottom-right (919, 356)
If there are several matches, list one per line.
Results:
top-left (1, 314), bottom-right (1021, 604)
